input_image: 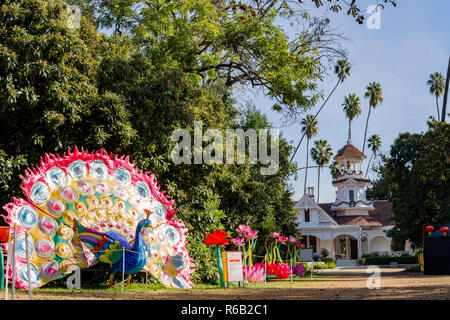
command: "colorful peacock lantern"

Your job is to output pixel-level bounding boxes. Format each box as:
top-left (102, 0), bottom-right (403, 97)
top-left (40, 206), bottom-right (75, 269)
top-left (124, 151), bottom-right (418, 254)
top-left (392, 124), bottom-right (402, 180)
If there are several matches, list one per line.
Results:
top-left (1, 147), bottom-right (194, 289)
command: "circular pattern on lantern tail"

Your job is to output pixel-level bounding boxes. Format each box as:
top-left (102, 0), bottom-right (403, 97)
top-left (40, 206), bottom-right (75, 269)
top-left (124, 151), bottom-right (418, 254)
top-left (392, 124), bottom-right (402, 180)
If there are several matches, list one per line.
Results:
top-left (17, 263), bottom-right (40, 288)
top-left (135, 181), bottom-right (151, 199)
top-left (95, 181), bottom-right (111, 195)
top-left (37, 216), bottom-right (57, 236)
top-left (46, 198), bottom-right (64, 217)
top-left (17, 205), bottom-right (38, 229)
top-left (171, 253), bottom-right (185, 271)
top-left (113, 185), bottom-right (129, 200)
top-left (34, 239), bottom-right (55, 259)
top-left (165, 226), bottom-right (181, 246)
top-left (63, 210), bottom-right (76, 225)
top-left (30, 181), bottom-right (50, 205)
top-left (59, 186), bottom-right (78, 203)
top-left (39, 260), bottom-right (61, 280)
top-left (46, 166), bottom-right (67, 188)
top-left (15, 234), bottom-right (34, 259)
top-left (57, 225), bottom-right (73, 240)
top-left (172, 275), bottom-right (187, 289)
top-left (68, 160), bottom-right (87, 180)
top-left (77, 180), bottom-right (94, 196)
top-left (149, 201), bottom-right (167, 222)
top-left (114, 167), bottom-right (131, 185)
top-left (56, 243), bottom-right (72, 259)
top-left (90, 160), bottom-right (108, 179)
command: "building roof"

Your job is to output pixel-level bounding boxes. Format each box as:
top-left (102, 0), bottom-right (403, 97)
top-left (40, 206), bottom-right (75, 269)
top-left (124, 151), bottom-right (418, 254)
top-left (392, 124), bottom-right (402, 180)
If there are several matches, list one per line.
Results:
top-left (317, 200), bottom-right (395, 227)
top-left (334, 143), bottom-right (367, 160)
top-left (294, 193), bottom-right (321, 210)
top-left (332, 216), bottom-right (382, 227)
top-left (370, 201), bottom-right (396, 226)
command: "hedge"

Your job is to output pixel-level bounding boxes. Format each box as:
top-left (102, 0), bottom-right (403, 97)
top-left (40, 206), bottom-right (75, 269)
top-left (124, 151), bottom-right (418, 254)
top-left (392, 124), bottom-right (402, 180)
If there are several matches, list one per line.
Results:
top-left (358, 256), bottom-right (418, 265)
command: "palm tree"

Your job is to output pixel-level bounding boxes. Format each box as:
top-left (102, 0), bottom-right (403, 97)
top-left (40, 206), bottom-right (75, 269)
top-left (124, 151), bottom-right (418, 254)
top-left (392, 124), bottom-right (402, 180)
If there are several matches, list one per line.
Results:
top-left (364, 134), bottom-right (381, 178)
top-left (342, 93), bottom-right (361, 143)
top-left (290, 59), bottom-right (351, 162)
top-left (329, 160), bottom-right (340, 181)
top-left (427, 72), bottom-right (445, 120)
top-left (311, 139), bottom-right (333, 202)
top-left (362, 82), bottom-right (383, 154)
top-left (301, 114), bottom-right (318, 194)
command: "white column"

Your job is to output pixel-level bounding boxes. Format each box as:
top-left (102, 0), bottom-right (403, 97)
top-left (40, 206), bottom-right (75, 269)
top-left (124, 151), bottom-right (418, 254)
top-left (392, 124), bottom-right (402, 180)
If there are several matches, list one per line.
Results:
top-left (346, 236), bottom-right (350, 260)
top-left (331, 232), bottom-right (335, 259)
top-left (357, 232), bottom-right (362, 259)
top-left (322, 231), bottom-right (325, 252)
top-left (368, 237), bottom-right (371, 253)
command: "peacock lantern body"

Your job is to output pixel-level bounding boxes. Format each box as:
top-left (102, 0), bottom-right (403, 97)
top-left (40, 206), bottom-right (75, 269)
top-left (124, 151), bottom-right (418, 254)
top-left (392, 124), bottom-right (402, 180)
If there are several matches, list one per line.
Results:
top-left (1, 147), bottom-right (194, 289)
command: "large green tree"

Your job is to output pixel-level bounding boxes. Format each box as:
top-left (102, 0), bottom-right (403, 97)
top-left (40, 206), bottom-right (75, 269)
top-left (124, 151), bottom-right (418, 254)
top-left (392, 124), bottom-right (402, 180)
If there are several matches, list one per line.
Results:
top-left (368, 120), bottom-right (450, 248)
top-left (0, 0), bottom-right (301, 284)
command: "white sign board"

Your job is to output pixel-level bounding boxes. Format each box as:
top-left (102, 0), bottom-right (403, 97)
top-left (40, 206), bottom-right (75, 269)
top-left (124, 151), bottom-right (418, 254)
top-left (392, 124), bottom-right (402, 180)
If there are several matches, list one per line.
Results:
top-left (299, 248), bottom-right (314, 262)
top-left (223, 251), bottom-right (243, 282)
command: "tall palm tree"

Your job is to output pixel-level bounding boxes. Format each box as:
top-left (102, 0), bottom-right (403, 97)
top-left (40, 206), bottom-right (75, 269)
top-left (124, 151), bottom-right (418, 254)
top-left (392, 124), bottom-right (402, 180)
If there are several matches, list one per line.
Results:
top-left (301, 114), bottom-right (318, 194)
top-left (342, 93), bottom-right (361, 143)
top-left (311, 139), bottom-right (333, 202)
top-left (427, 72), bottom-right (445, 120)
top-left (362, 82), bottom-right (383, 154)
top-left (290, 59), bottom-right (351, 162)
top-left (364, 134), bottom-right (381, 178)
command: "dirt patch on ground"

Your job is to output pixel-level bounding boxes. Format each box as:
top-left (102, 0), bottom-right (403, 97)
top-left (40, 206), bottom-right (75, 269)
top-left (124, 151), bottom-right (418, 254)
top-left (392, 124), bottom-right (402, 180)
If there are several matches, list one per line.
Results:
top-left (7, 269), bottom-right (450, 300)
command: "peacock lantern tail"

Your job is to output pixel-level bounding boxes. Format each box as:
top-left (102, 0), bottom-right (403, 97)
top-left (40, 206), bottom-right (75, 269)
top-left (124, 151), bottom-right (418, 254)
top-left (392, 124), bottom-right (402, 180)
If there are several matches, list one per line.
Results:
top-left (1, 147), bottom-right (194, 289)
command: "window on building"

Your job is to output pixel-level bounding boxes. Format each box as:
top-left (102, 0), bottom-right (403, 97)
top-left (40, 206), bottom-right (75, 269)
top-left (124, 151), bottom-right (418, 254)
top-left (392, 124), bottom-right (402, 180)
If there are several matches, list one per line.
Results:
top-left (349, 190), bottom-right (354, 201)
top-left (305, 209), bottom-right (310, 222)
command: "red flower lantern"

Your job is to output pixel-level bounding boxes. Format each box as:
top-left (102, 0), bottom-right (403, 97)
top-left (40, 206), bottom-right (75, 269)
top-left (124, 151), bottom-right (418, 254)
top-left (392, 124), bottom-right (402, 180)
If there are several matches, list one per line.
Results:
top-left (204, 230), bottom-right (231, 246)
top-left (440, 226), bottom-right (449, 236)
top-left (203, 230), bottom-right (230, 288)
top-left (425, 225), bottom-right (435, 235)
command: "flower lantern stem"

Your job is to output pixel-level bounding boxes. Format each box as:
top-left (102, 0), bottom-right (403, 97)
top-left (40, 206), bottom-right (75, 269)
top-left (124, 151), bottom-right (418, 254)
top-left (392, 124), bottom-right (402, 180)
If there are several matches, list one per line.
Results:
top-left (248, 239), bottom-right (254, 267)
top-left (215, 244), bottom-right (225, 288)
top-left (276, 243), bottom-right (282, 264)
top-left (271, 240), bottom-right (278, 263)
top-left (0, 244), bottom-right (3, 290)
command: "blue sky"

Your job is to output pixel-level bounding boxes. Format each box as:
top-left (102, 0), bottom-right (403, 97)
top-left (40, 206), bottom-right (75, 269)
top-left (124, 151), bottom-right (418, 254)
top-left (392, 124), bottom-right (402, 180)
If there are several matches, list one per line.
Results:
top-left (247, 0), bottom-right (450, 203)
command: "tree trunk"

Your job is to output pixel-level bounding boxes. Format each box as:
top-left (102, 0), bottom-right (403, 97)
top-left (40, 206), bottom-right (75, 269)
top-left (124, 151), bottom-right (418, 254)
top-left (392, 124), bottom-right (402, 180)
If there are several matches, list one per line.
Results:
top-left (362, 105), bottom-right (372, 154)
top-left (304, 138), bottom-right (310, 194)
top-left (317, 166), bottom-right (321, 202)
top-left (348, 118), bottom-right (352, 143)
top-left (436, 96), bottom-right (440, 120)
top-left (364, 153), bottom-right (374, 178)
top-left (442, 56), bottom-right (450, 122)
top-left (290, 79), bottom-right (340, 162)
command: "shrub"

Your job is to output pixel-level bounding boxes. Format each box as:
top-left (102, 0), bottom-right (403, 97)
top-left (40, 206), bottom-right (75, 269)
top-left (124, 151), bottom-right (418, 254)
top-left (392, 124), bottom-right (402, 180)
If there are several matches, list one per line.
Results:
top-left (320, 257), bottom-right (335, 264)
top-left (320, 248), bottom-right (329, 258)
top-left (313, 262), bottom-right (336, 269)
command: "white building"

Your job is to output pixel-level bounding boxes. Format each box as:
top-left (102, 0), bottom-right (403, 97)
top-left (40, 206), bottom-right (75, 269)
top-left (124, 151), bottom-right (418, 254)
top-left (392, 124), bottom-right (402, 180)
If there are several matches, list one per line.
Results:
top-left (294, 141), bottom-right (394, 265)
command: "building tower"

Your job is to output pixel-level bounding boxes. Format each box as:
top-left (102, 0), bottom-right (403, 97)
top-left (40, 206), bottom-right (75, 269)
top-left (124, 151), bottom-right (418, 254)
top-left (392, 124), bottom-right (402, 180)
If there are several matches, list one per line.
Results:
top-left (331, 141), bottom-right (374, 216)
